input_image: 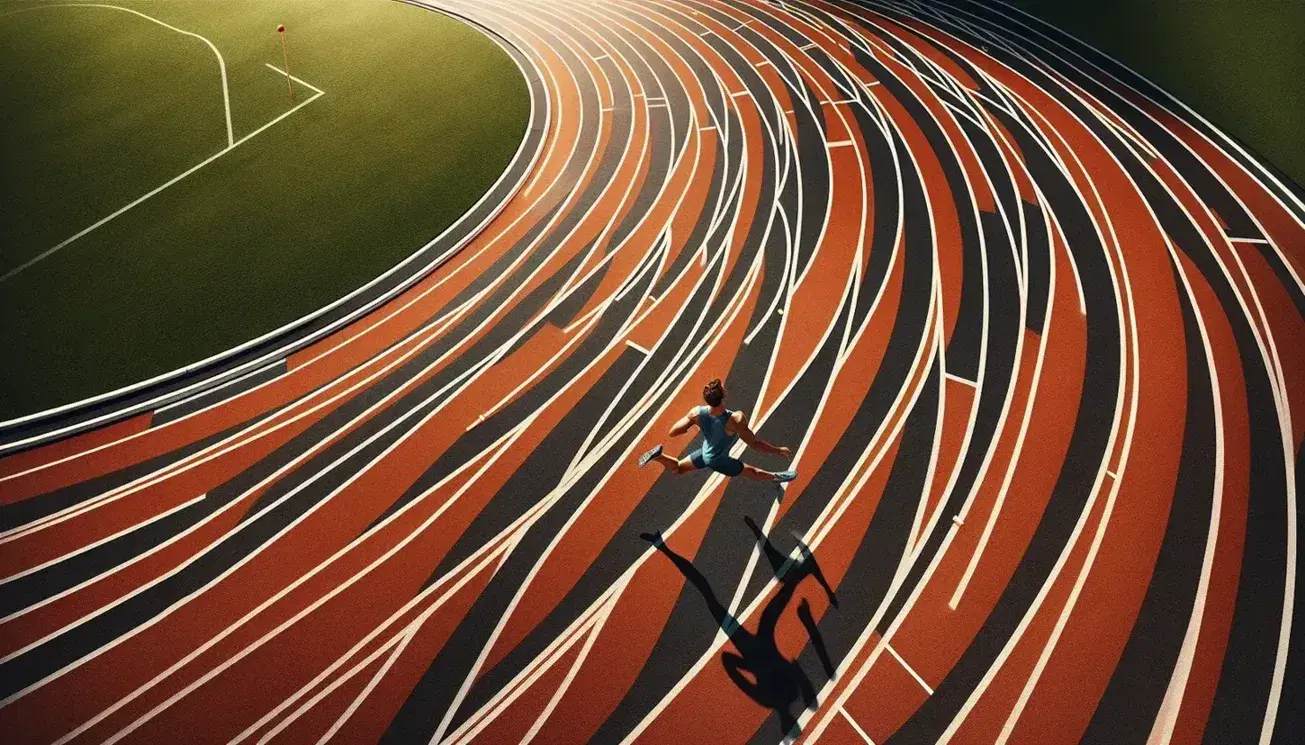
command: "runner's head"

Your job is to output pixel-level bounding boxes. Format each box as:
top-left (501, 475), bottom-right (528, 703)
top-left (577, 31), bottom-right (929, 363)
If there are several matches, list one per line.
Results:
top-left (703, 378), bottom-right (726, 407)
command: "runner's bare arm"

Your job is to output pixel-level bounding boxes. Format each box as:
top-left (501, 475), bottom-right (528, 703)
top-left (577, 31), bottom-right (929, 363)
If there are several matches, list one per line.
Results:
top-left (731, 411), bottom-right (792, 457)
top-left (668, 408), bottom-right (698, 437)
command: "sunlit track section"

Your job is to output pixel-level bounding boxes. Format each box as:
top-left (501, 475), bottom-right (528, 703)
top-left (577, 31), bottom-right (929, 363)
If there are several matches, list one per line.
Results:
top-left (0, 1), bottom-right (1302, 744)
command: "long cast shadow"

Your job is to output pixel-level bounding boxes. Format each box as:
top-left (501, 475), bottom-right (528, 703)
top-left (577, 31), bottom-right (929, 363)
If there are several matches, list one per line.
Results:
top-left (641, 516), bottom-right (838, 740)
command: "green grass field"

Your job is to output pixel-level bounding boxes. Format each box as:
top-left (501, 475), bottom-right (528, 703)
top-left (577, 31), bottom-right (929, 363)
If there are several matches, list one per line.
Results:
top-left (0, 0), bottom-right (530, 420)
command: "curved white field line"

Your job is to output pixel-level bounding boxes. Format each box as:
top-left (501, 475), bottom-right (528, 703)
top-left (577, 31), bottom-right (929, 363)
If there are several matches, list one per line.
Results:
top-left (0, 4), bottom-right (546, 454)
top-left (0, 3), bottom-right (238, 285)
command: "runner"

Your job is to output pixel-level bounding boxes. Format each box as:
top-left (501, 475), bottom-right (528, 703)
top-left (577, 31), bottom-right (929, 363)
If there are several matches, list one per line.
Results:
top-left (637, 378), bottom-right (797, 483)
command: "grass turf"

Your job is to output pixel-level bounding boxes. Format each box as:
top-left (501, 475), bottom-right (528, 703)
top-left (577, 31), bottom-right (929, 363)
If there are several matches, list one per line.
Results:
top-left (0, 0), bottom-right (530, 420)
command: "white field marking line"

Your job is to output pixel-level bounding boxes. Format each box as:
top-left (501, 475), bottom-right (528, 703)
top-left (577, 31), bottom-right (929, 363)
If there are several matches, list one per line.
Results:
top-left (0, 2), bottom-right (551, 454)
top-left (0, 61), bottom-right (319, 286)
top-left (895, 26), bottom-right (1038, 606)
top-left (275, 627), bottom-right (410, 745)
top-left (518, 591), bottom-right (616, 745)
top-left (262, 62), bottom-right (324, 96)
top-left (991, 81), bottom-right (1090, 313)
top-left (0, 140), bottom-right (523, 488)
top-left (809, 300), bottom-right (939, 554)
top-left (840, 707), bottom-right (877, 745)
top-left (1145, 232), bottom-right (1227, 745)
top-left (0, 494), bottom-right (205, 587)
top-left (743, 203), bottom-right (794, 345)
top-left (625, 339), bottom-right (652, 355)
top-left (941, 98), bottom-right (985, 130)
top-left (646, 0), bottom-right (799, 303)
top-left (990, 251), bottom-right (1132, 740)
top-left (825, 139), bottom-right (854, 148)
top-left (966, 88), bottom-right (1034, 300)
top-left (452, 457), bottom-right (731, 744)
top-left (611, 226), bottom-right (672, 305)
top-left (0, 3), bottom-right (234, 146)
top-left (913, 284), bottom-right (951, 554)
top-left (472, 304), bottom-right (607, 431)
top-left (943, 371), bottom-right (976, 387)
top-left (87, 422), bottom-right (537, 745)
top-left (886, 643), bottom-right (934, 695)
top-left (1227, 236), bottom-right (1270, 245)
top-left (441, 178), bottom-right (762, 714)
top-left (902, 6), bottom-right (1299, 739)
top-left (224, 462), bottom-right (541, 745)
top-left (308, 632), bottom-right (416, 744)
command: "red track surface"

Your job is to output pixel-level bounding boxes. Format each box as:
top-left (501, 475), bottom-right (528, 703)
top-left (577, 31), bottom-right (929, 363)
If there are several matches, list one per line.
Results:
top-left (2, 1), bottom-right (1303, 743)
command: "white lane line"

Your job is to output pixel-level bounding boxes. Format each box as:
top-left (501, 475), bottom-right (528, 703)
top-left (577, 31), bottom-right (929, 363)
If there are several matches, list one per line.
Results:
top-left (152, 361), bottom-right (279, 415)
top-left (0, 65), bottom-right (323, 284)
top-left (886, 643), bottom-right (934, 695)
top-left (826, 140), bottom-right (855, 148)
top-left (840, 707), bottom-right (877, 744)
top-left (0, 495), bottom-right (206, 586)
top-left (1227, 236), bottom-right (1270, 245)
top-left (943, 372), bottom-right (976, 387)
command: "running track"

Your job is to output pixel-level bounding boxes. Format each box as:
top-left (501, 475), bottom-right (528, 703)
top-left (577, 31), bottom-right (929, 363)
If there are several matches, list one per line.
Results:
top-left (2, 1), bottom-right (1303, 743)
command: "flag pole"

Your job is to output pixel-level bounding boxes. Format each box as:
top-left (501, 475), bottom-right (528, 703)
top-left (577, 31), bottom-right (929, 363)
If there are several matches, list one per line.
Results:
top-left (277, 24), bottom-right (294, 100)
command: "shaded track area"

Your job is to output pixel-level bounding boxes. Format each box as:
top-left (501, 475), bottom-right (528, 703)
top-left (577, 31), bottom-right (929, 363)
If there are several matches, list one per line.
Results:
top-left (2, 1), bottom-right (1302, 743)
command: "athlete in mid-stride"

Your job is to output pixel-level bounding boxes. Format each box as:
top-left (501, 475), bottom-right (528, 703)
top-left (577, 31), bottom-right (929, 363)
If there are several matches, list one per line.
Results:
top-left (637, 378), bottom-right (797, 484)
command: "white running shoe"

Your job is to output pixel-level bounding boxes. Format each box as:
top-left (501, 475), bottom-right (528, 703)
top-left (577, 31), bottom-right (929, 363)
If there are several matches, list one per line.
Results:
top-left (638, 444), bottom-right (663, 467)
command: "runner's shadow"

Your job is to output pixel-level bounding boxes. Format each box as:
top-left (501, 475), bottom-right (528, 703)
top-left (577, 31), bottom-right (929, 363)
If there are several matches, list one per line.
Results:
top-left (641, 517), bottom-right (837, 740)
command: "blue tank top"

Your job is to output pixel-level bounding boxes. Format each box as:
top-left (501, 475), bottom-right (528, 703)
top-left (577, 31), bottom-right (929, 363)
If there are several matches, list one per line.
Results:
top-left (697, 406), bottom-right (737, 462)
